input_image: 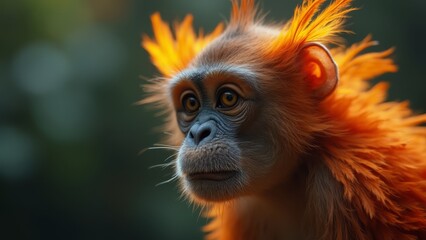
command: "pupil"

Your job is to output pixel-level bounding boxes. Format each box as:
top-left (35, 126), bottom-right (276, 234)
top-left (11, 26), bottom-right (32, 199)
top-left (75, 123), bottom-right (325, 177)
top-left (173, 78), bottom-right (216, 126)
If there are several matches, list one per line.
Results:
top-left (226, 93), bottom-right (233, 101)
top-left (189, 98), bottom-right (196, 106)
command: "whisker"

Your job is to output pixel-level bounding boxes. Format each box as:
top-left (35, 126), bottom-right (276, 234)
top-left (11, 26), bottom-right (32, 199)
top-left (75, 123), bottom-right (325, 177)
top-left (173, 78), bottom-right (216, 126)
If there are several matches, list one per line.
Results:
top-left (153, 143), bottom-right (179, 148)
top-left (149, 161), bottom-right (175, 169)
top-left (178, 189), bottom-right (188, 202)
top-left (197, 204), bottom-right (206, 222)
top-left (191, 202), bottom-right (197, 213)
top-left (155, 174), bottom-right (178, 187)
top-left (162, 153), bottom-right (178, 162)
top-left (138, 146), bottom-right (178, 156)
top-left (148, 146), bottom-right (179, 151)
top-left (139, 142), bottom-right (180, 156)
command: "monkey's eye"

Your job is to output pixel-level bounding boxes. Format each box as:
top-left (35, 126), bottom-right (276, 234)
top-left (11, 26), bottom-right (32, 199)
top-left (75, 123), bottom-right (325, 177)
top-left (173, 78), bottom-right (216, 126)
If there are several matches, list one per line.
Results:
top-left (218, 89), bottom-right (239, 108)
top-left (181, 92), bottom-right (200, 113)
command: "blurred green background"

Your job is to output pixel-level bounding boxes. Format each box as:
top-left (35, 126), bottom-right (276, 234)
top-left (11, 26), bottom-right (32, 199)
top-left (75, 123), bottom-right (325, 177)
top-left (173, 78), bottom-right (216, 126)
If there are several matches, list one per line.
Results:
top-left (0, 0), bottom-right (425, 239)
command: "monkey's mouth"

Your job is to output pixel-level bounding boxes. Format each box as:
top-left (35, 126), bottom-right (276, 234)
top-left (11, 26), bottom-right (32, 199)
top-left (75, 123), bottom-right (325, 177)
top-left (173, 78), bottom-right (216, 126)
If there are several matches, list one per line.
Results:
top-left (183, 169), bottom-right (243, 202)
top-left (187, 170), bottom-right (238, 181)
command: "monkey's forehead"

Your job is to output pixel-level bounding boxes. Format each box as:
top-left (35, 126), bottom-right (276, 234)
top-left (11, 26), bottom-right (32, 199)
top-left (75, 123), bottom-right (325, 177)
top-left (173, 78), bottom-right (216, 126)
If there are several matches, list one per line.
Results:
top-left (169, 65), bottom-right (259, 90)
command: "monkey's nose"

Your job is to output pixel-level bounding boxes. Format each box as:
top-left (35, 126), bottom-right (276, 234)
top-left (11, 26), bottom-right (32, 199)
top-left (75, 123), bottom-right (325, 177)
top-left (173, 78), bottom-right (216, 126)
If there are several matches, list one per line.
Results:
top-left (188, 122), bottom-right (215, 145)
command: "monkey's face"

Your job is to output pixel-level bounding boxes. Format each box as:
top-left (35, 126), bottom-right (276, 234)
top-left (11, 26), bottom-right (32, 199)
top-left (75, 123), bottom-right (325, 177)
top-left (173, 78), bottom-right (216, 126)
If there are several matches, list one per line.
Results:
top-left (169, 65), bottom-right (295, 203)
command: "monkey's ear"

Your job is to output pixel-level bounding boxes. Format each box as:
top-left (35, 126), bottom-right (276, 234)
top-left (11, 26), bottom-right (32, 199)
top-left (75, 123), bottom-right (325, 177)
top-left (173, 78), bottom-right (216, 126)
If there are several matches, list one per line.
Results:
top-left (299, 43), bottom-right (338, 100)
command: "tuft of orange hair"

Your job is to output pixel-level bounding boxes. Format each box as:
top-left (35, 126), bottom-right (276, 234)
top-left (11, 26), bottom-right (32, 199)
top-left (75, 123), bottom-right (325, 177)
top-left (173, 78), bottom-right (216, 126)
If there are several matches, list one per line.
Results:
top-left (142, 0), bottom-right (426, 239)
top-left (142, 13), bottom-right (224, 77)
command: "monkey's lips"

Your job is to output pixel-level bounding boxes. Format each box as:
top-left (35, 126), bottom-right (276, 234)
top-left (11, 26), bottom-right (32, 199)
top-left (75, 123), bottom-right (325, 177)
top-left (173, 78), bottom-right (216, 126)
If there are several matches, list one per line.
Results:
top-left (183, 170), bottom-right (243, 202)
top-left (187, 170), bottom-right (238, 181)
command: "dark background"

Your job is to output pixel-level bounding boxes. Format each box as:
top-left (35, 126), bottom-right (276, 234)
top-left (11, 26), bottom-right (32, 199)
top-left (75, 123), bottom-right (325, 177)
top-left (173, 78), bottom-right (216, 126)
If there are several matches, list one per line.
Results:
top-left (0, 0), bottom-right (425, 239)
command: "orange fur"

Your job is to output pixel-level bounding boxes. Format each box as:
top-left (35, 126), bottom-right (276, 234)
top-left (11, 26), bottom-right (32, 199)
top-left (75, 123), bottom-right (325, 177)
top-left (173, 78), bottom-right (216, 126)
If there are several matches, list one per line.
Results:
top-left (142, 13), bottom-right (224, 77)
top-left (142, 0), bottom-right (426, 239)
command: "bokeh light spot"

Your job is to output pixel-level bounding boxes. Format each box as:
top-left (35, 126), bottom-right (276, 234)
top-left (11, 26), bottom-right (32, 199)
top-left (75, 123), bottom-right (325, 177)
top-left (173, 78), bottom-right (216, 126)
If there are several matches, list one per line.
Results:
top-left (12, 42), bottom-right (71, 95)
top-left (0, 126), bottom-right (36, 181)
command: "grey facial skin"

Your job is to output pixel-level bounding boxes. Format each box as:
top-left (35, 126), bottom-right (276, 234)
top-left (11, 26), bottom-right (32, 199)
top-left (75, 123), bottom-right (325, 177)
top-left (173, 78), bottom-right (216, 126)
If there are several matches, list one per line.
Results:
top-left (170, 65), bottom-right (279, 202)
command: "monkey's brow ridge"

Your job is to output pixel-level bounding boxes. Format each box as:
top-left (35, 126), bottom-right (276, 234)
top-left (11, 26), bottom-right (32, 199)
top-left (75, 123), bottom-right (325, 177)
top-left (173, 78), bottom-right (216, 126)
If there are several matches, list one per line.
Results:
top-left (170, 65), bottom-right (259, 90)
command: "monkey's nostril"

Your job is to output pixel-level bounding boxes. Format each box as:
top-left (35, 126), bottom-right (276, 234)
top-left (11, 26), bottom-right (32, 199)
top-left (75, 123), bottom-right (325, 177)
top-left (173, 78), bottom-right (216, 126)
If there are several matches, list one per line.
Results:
top-left (189, 131), bottom-right (195, 139)
top-left (189, 124), bottom-right (214, 145)
top-left (199, 128), bottom-right (211, 142)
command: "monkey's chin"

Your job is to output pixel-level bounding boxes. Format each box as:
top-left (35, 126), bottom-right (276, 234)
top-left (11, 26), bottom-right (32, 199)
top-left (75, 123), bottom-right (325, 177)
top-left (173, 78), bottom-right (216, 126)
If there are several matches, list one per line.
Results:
top-left (183, 171), bottom-right (244, 202)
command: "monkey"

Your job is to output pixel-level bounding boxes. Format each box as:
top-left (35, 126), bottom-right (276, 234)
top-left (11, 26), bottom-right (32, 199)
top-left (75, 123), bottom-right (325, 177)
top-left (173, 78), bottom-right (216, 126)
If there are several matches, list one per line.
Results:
top-left (141, 0), bottom-right (426, 239)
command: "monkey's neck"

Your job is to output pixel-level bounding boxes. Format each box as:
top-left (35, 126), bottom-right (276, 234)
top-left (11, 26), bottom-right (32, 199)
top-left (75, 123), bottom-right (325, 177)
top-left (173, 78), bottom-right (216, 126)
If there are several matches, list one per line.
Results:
top-left (205, 159), bottom-right (352, 240)
top-left (205, 168), bottom-right (308, 240)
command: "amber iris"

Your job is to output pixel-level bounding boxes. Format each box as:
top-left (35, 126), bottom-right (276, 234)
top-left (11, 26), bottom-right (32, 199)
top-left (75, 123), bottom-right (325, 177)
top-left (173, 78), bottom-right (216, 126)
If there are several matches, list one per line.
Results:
top-left (182, 94), bottom-right (200, 113)
top-left (219, 90), bottom-right (238, 108)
